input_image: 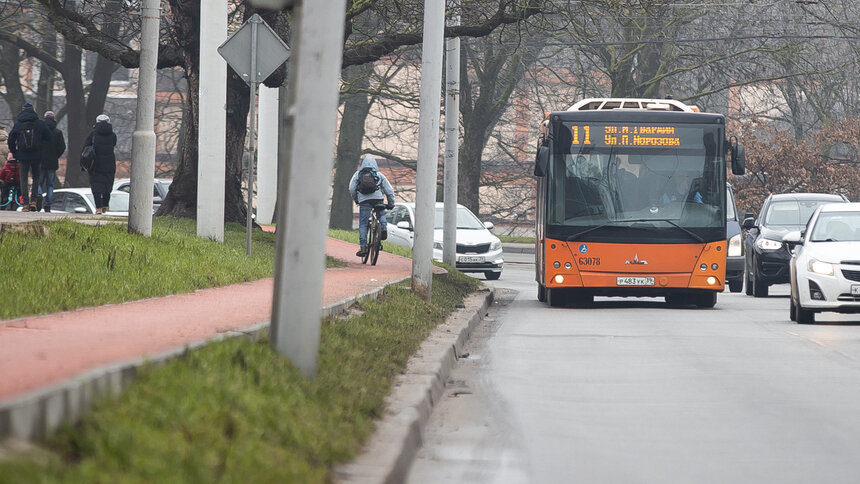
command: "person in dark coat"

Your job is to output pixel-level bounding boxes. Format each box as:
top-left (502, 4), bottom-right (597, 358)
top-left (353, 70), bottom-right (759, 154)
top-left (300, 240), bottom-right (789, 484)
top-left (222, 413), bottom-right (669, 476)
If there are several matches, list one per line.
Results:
top-left (83, 114), bottom-right (117, 214)
top-left (8, 102), bottom-right (51, 211)
top-left (39, 111), bottom-right (66, 213)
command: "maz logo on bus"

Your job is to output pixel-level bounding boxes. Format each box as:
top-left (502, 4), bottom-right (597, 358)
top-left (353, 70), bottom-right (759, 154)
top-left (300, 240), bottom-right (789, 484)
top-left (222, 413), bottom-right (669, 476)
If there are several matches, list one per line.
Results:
top-left (569, 124), bottom-right (682, 148)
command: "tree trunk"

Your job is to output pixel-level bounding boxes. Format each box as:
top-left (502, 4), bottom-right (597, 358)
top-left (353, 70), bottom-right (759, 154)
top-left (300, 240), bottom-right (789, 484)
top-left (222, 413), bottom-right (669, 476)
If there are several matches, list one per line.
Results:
top-left (156, 64), bottom-right (200, 218)
top-left (330, 63), bottom-right (373, 230)
top-left (62, 40), bottom-right (89, 188)
top-left (0, 42), bottom-right (26, 117)
top-left (225, 70), bottom-right (251, 225)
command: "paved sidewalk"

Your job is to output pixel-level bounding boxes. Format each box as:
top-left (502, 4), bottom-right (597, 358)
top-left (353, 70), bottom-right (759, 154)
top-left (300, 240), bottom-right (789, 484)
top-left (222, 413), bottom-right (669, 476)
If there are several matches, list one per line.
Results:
top-left (0, 237), bottom-right (413, 403)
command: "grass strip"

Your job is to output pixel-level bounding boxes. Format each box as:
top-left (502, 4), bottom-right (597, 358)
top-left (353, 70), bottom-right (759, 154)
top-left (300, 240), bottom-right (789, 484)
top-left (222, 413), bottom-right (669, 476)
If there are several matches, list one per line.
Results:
top-left (0, 217), bottom-right (344, 320)
top-left (0, 270), bottom-right (480, 483)
top-left (497, 235), bottom-right (535, 244)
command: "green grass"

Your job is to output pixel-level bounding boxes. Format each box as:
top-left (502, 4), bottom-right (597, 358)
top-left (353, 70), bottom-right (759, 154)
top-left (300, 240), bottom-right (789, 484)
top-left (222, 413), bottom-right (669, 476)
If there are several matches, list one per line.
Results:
top-left (0, 218), bottom-right (344, 320)
top-left (0, 270), bottom-right (480, 483)
top-left (497, 235), bottom-right (535, 244)
top-left (328, 228), bottom-right (413, 259)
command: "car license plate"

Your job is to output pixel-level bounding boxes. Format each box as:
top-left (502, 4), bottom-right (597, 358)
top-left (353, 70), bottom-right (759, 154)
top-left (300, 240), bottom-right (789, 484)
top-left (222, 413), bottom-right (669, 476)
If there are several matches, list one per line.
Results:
top-left (852, 285), bottom-right (860, 296)
top-left (617, 276), bottom-right (655, 286)
top-left (459, 256), bottom-right (484, 263)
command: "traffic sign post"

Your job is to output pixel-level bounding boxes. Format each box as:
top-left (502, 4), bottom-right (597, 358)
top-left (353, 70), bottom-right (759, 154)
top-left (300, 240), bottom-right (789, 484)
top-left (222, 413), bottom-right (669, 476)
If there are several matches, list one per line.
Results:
top-left (218, 14), bottom-right (290, 254)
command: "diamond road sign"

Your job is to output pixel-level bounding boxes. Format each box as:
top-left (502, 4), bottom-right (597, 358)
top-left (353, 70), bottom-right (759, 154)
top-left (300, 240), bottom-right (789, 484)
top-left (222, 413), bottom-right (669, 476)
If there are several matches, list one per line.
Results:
top-left (218, 14), bottom-right (290, 86)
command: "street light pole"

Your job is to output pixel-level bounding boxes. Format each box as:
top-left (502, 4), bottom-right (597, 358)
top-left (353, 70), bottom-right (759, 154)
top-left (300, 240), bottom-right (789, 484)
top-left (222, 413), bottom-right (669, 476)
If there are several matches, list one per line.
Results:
top-left (128, 0), bottom-right (160, 236)
top-left (412, 0), bottom-right (446, 302)
top-left (442, 3), bottom-right (460, 267)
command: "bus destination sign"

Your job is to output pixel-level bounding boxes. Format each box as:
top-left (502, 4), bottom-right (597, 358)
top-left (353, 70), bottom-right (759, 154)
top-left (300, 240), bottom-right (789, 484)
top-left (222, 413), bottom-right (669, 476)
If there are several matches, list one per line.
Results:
top-left (565, 123), bottom-right (702, 148)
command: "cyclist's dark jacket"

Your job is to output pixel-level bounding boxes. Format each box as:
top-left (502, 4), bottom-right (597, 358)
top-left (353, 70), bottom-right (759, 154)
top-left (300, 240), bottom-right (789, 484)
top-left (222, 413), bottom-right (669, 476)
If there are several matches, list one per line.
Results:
top-left (349, 156), bottom-right (395, 205)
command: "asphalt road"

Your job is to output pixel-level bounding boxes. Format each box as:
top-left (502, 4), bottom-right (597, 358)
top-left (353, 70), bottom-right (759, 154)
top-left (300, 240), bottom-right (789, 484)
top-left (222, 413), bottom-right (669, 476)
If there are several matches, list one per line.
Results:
top-left (408, 255), bottom-right (860, 484)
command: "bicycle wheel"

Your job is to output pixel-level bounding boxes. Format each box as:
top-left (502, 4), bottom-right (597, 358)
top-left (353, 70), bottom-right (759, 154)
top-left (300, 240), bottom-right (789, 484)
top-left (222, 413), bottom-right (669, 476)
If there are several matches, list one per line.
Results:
top-left (362, 219), bottom-right (374, 264)
top-left (370, 220), bottom-right (382, 265)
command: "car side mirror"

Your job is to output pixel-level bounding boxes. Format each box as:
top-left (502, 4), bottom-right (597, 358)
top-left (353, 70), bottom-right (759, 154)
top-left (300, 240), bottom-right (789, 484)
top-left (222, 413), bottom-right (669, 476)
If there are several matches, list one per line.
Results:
top-left (782, 230), bottom-right (803, 246)
top-left (74, 207), bottom-right (88, 214)
top-left (741, 217), bottom-right (756, 230)
top-left (731, 144), bottom-right (746, 175)
top-left (744, 211), bottom-right (754, 221)
top-left (534, 146), bottom-right (549, 177)
top-left (483, 221), bottom-right (494, 230)
top-left (396, 221), bottom-right (412, 231)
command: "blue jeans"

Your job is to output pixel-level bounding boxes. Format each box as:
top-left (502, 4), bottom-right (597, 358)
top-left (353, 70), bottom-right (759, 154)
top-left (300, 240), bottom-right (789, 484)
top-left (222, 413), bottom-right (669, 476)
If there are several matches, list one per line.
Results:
top-left (38, 169), bottom-right (55, 208)
top-left (358, 203), bottom-right (387, 248)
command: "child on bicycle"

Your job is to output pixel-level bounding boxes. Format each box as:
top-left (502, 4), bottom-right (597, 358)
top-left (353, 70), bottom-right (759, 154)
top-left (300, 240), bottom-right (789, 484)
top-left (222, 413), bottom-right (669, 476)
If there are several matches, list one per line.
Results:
top-left (349, 155), bottom-right (395, 257)
top-left (0, 153), bottom-right (21, 210)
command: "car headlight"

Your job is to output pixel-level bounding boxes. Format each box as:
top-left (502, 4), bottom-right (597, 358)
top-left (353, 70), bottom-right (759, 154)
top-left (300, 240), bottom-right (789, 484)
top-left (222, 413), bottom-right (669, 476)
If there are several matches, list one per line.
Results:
top-left (728, 234), bottom-right (742, 257)
top-left (490, 241), bottom-right (502, 251)
top-left (808, 258), bottom-right (834, 276)
top-left (433, 242), bottom-right (443, 250)
top-left (755, 238), bottom-right (782, 251)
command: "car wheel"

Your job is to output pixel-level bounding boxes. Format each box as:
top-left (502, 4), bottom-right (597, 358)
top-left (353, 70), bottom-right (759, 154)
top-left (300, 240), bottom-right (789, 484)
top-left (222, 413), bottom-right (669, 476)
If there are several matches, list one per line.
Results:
top-left (751, 265), bottom-right (769, 297)
top-left (789, 297), bottom-right (797, 322)
top-left (695, 291), bottom-right (717, 309)
top-left (547, 288), bottom-right (566, 308)
top-left (537, 284), bottom-right (547, 302)
top-left (728, 278), bottom-right (743, 293)
top-left (485, 271), bottom-right (501, 281)
top-left (796, 301), bottom-right (815, 324)
top-left (744, 265), bottom-right (753, 295)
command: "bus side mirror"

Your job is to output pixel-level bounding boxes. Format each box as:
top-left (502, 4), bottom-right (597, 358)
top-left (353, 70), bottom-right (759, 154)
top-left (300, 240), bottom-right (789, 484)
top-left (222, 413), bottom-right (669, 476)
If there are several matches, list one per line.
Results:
top-left (534, 146), bottom-right (549, 177)
top-left (731, 144), bottom-right (746, 175)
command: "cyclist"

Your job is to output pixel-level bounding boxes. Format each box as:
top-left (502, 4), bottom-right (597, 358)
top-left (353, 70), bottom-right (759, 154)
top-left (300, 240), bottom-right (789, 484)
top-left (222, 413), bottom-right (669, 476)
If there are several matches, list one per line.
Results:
top-left (349, 155), bottom-right (395, 258)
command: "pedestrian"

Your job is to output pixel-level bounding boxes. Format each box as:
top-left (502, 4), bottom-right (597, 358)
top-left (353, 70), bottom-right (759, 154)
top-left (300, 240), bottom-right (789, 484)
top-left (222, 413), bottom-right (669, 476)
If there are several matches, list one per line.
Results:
top-left (0, 153), bottom-right (21, 210)
top-left (0, 124), bottom-right (9, 169)
top-left (39, 111), bottom-right (66, 213)
top-left (348, 155), bottom-right (395, 257)
top-left (7, 102), bottom-right (51, 211)
top-left (82, 114), bottom-right (117, 214)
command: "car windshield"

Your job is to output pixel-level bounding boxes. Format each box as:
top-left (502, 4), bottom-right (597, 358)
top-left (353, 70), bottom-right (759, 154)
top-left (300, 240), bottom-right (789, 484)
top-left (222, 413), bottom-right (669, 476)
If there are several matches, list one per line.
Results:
top-left (765, 200), bottom-right (832, 227)
top-left (810, 212), bottom-right (860, 242)
top-left (433, 207), bottom-right (485, 230)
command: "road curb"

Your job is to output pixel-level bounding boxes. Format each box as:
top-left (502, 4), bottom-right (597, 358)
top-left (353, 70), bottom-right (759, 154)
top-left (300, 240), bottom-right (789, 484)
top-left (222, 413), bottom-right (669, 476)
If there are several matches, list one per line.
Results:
top-left (333, 284), bottom-right (494, 484)
top-left (0, 277), bottom-right (410, 444)
top-left (502, 242), bottom-right (534, 254)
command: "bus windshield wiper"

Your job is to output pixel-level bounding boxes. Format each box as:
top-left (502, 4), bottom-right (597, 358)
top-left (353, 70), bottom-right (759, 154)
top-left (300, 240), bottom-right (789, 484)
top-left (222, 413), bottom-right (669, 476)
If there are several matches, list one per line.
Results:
top-left (622, 218), bottom-right (704, 243)
top-left (566, 223), bottom-right (616, 241)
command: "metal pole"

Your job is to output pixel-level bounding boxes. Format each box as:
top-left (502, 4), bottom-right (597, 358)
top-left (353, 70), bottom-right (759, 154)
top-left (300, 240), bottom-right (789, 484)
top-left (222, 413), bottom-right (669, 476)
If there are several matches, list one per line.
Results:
top-left (197, 0), bottom-right (227, 242)
top-left (270, 0), bottom-right (347, 377)
top-left (442, 3), bottom-right (460, 267)
top-left (245, 17), bottom-right (260, 254)
top-left (128, 0), bottom-right (160, 236)
top-left (412, 0), bottom-right (446, 302)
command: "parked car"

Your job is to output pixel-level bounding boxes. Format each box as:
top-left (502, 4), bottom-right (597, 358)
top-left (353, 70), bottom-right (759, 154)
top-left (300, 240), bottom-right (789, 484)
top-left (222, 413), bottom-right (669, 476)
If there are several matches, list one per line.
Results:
top-left (725, 183), bottom-right (744, 293)
top-left (742, 193), bottom-right (849, 297)
top-left (386, 202), bottom-right (504, 280)
top-left (48, 188), bottom-right (129, 216)
top-left (785, 202), bottom-right (860, 324)
top-left (112, 178), bottom-right (172, 211)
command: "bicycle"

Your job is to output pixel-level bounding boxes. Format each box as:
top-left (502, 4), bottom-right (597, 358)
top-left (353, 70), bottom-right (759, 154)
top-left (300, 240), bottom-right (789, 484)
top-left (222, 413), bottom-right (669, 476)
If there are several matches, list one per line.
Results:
top-left (362, 203), bottom-right (388, 266)
top-left (0, 184), bottom-right (22, 211)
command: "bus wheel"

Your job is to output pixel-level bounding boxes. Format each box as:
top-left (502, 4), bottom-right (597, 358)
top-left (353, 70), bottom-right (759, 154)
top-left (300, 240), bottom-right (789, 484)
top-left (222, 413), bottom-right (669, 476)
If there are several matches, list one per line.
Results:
top-left (695, 291), bottom-right (717, 309)
top-left (569, 292), bottom-right (594, 306)
top-left (547, 288), bottom-right (566, 307)
top-left (537, 284), bottom-right (547, 302)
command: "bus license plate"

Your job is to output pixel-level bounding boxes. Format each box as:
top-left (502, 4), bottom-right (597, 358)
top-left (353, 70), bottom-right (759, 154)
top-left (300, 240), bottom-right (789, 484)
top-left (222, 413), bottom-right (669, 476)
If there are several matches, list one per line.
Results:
top-left (617, 276), bottom-right (655, 286)
top-left (459, 256), bottom-right (484, 263)
top-left (852, 285), bottom-right (860, 296)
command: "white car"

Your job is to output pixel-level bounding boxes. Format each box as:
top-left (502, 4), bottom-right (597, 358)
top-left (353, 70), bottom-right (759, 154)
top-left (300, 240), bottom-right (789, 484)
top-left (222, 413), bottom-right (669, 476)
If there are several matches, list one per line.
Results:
top-left (786, 202), bottom-right (860, 324)
top-left (48, 188), bottom-right (129, 216)
top-left (113, 178), bottom-right (172, 211)
top-left (386, 202), bottom-right (504, 280)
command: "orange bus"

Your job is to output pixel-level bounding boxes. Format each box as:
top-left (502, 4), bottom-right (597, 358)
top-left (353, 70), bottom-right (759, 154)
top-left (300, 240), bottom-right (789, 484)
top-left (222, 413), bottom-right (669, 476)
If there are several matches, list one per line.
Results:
top-left (534, 98), bottom-right (746, 308)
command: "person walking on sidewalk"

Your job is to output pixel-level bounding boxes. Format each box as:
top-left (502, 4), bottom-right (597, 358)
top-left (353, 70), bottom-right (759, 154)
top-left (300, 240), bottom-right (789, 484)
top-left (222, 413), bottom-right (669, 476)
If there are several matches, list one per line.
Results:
top-left (0, 124), bottom-right (9, 169)
top-left (82, 114), bottom-right (117, 214)
top-left (8, 102), bottom-right (50, 212)
top-left (349, 155), bottom-right (395, 257)
top-left (39, 111), bottom-right (66, 213)
top-left (0, 153), bottom-right (21, 210)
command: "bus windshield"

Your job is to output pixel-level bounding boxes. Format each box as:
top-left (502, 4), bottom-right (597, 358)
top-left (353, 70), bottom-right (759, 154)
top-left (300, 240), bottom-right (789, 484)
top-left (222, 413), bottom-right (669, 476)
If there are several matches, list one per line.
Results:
top-left (547, 122), bottom-right (725, 242)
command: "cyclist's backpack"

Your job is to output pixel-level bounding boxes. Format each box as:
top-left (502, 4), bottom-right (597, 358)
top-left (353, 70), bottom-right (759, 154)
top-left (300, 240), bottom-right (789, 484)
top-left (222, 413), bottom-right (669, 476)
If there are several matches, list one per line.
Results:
top-left (16, 121), bottom-right (38, 153)
top-left (357, 167), bottom-right (380, 195)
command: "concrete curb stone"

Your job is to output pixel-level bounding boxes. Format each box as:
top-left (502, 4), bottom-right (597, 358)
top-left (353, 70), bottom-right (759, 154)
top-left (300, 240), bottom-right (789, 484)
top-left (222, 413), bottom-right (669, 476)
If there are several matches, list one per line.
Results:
top-left (502, 242), bottom-right (534, 254)
top-left (333, 285), bottom-right (494, 484)
top-left (0, 277), bottom-right (410, 444)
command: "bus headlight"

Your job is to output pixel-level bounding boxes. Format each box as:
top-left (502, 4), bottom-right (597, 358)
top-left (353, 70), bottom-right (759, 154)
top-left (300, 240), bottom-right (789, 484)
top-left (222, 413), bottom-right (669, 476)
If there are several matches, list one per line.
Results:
top-left (554, 275), bottom-right (565, 284)
top-left (707, 277), bottom-right (717, 285)
top-left (728, 234), bottom-right (742, 256)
